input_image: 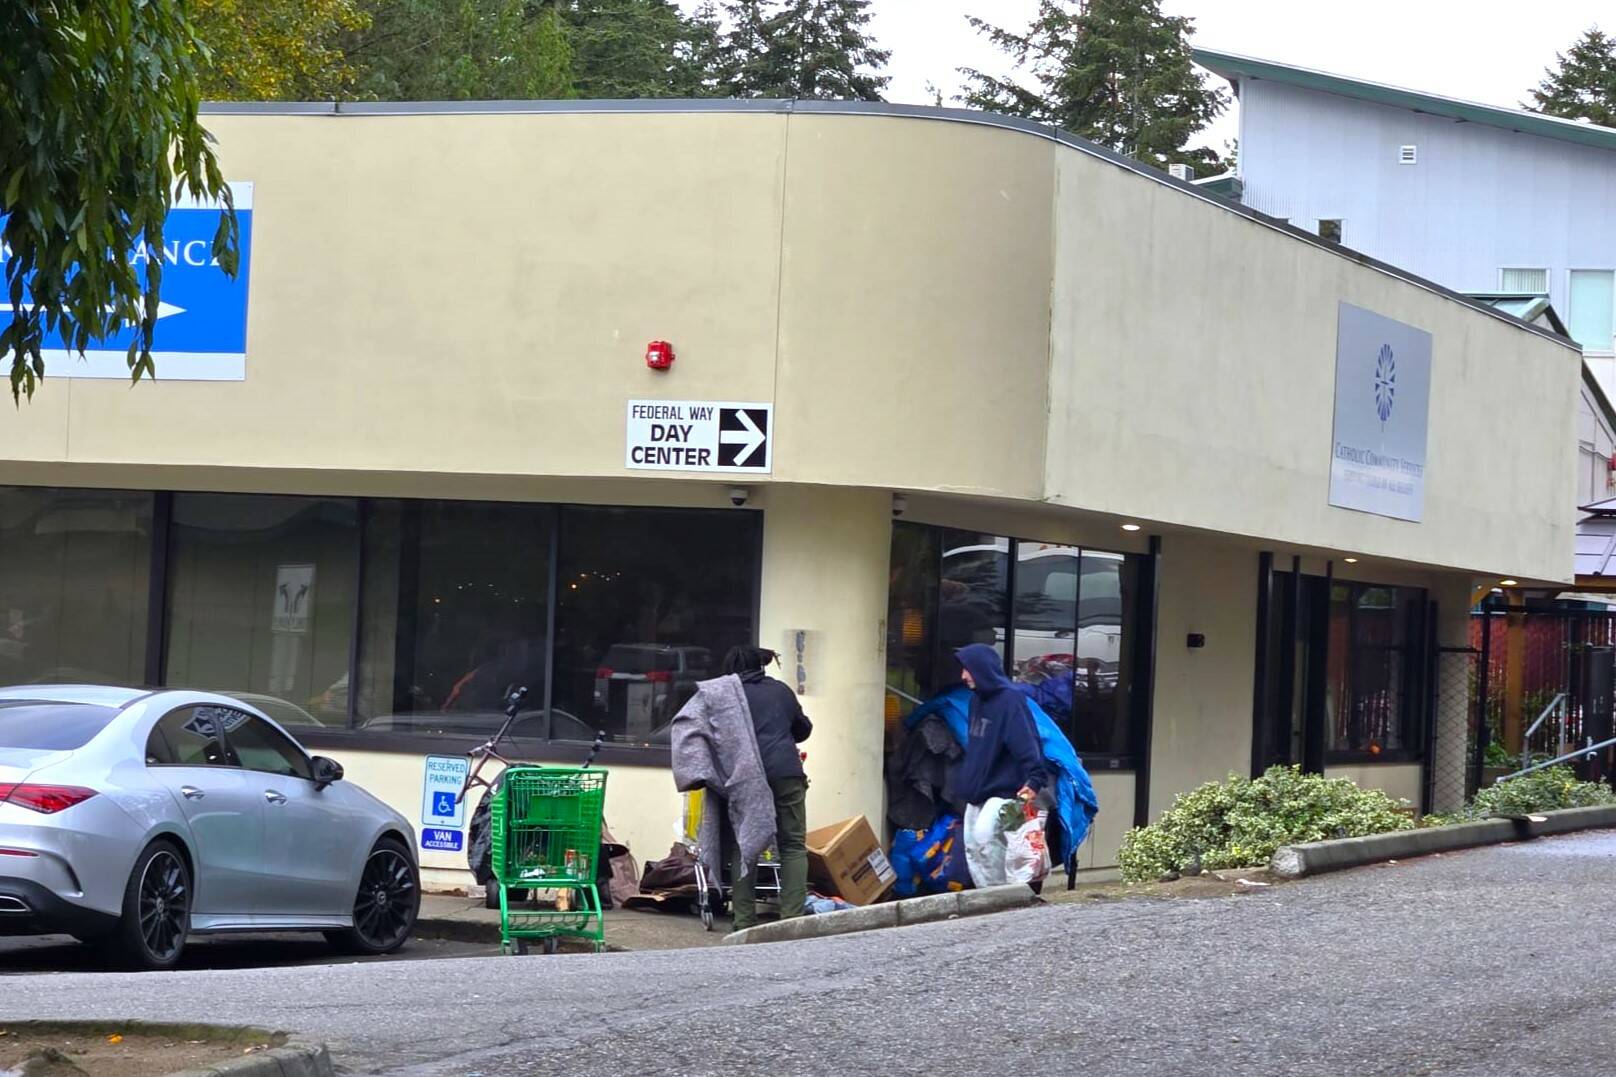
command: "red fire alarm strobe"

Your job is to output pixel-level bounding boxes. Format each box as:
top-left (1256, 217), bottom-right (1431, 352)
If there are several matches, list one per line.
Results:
top-left (646, 340), bottom-right (675, 371)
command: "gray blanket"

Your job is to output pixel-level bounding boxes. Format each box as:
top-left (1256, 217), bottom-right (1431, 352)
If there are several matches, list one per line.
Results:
top-left (670, 674), bottom-right (777, 884)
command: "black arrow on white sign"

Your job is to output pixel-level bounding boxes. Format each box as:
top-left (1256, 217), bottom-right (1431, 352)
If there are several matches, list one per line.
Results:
top-left (718, 407), bottom-right (769, 468)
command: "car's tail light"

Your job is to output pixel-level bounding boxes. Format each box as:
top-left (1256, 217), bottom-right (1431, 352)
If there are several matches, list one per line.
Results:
top-left (646, 671), bottom-right (674, 684)
top-left (0, 848), bottom-right (38, 857)
top-left (0, 783), bottom-right (98, 814)
top-left (594, 667), bottom-right (614, 680)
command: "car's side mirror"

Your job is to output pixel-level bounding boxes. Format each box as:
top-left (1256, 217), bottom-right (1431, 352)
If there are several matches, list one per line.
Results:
top-left (311, 755), bottom-right (344, 790)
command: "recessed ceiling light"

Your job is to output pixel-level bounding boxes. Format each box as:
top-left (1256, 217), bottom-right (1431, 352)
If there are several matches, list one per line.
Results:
top-left (1501, 579), bottom-right (1519, 587)
top-left (1120, 523), bottom-right (1142, 532)
top-left (1343, 557), bottom-right (1359, 564)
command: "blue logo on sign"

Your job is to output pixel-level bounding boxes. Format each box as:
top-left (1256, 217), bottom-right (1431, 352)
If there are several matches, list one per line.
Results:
top-left (421, 828), bottom-right (464, 852)
top-left (1373, 344), bottom-right (1396, 425)
top-left (431, 791), bottom-right (457, 818)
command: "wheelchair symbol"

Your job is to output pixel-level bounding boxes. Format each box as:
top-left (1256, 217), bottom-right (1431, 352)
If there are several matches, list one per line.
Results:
top-left (431, 791), bottom-right (456, 817)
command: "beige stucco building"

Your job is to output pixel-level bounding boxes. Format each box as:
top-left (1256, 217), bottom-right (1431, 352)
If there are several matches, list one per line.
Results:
top-left (0, 101), bottom-right (1580, 889)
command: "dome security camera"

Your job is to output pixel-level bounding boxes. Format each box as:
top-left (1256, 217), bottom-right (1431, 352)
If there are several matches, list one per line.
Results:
top-left (892, 494), bottom-right (908, 518)
top-left (728, 487), bottom-right (750, 507)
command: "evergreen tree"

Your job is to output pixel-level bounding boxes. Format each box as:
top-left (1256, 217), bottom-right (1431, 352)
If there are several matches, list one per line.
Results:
top-left (345, 0), bottom-right (573, 101)
top-left (721, 0), bottom-right (890, 101)
top-left (715, 0), bottom-right (776, 96)
top-left (560, 0), bottom-right (706, 99)
top-left (960, 0), bottom-right (1226, 171)
top-left (1528, 27), bottom-right (1616, 127)
top-left (677, 1), bottom-right (727, 97)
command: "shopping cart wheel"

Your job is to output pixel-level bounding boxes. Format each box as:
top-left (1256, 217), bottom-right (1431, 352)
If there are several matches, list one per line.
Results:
top-left (701, 905), bottom-right (714, 931)
top-left (541, 936), bottom-right (560, 956)
top-left (484, 881), bottom-right (533, 909)
top-left (500, 939), bottom-right (527, 956)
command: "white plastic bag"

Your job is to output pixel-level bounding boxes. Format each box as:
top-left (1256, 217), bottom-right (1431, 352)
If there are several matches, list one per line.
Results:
top-left (1004, 803), bottom-right (1051, 884)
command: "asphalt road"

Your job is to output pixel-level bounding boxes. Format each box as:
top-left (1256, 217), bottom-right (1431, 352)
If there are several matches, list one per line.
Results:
top-left (0, 932), bottom-right (497, 973)
top-left (5, 832), bottom-right (1616, 1076)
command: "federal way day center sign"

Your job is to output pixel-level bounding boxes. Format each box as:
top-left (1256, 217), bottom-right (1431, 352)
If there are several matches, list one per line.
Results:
top-left (1, 182), bottom-right (253, 381)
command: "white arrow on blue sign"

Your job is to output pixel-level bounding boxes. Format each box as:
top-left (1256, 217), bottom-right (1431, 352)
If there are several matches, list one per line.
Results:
top-left (0, 181), bottom-right (254, 381)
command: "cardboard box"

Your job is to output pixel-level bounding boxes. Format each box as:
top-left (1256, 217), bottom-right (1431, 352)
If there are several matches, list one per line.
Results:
top-left (806, 815), bottom-right (896, 906)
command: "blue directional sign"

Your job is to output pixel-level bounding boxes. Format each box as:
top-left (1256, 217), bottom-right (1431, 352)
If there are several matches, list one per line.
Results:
top-left (421, 828), bottom-right (465, 853)
top-left (1, 182), bottom-right (254, 380)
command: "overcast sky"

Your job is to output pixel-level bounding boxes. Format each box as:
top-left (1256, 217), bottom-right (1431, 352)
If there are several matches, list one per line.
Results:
top-left (681, 1), bottom-right (1609, 150)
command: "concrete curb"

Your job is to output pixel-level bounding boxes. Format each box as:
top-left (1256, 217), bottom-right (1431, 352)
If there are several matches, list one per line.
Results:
top-left (1270, 806), bottom-right (1616, 878)
top-left (169, 1041), bottom-right (333, 1077)
top-left (721, 884), bottom-right (1036, 945)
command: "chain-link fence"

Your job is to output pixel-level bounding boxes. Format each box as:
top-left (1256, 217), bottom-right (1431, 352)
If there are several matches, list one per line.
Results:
top-left (1427, 646), bottom-right (1479, 815)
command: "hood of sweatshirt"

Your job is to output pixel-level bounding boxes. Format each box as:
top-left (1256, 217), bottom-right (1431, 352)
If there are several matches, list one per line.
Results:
top-left (955, 643), bottom-right (1015, 696)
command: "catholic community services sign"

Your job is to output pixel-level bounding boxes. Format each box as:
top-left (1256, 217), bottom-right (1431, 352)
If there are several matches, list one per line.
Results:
top-left (1328, 302), bottom-right (1432, 523)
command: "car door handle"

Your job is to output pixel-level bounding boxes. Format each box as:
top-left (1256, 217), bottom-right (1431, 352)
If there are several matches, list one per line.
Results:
top-left (180, 786), bottom-right (205, 801)
top-left (263, 790), bottom-right (287, 805)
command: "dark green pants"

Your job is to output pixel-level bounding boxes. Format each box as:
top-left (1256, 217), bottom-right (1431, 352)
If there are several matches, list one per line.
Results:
top-left (730, 776), bottom-right (808, 932)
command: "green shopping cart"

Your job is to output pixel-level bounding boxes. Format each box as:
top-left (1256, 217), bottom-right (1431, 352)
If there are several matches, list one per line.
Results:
top-left (490, 765), bottom-right (609, 955)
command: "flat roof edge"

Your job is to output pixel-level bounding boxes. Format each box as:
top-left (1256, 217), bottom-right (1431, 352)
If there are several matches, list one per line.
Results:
top-left (197, 97), bottom-right (1574, 351)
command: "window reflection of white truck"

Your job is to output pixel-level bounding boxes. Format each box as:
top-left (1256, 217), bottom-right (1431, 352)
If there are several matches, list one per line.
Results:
top-left (593, 644), bottom-right (712, 739)
top-left (940, 541), bottom-right (1123, 699)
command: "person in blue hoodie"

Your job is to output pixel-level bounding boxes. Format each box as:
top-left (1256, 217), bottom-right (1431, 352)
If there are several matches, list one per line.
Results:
top-left (953, 643), bottom-right (1051, 887)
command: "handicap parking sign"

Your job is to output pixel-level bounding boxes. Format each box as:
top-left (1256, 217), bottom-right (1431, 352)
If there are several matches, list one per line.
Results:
top-left (421, 755), bottom-right (469, 828)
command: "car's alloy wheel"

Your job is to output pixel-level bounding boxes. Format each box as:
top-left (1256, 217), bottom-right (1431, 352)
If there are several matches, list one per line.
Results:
top-left (329, 839), bottom-right (419, 955)
top-left (115, 840), bottom-right (191, 970)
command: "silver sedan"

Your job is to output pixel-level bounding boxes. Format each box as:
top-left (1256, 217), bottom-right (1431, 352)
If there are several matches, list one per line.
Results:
top-left (0, 685), bottom-right (420, 969)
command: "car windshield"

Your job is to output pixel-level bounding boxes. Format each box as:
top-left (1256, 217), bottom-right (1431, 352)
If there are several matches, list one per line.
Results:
top-left (0, 701), bottom-right (119, 750)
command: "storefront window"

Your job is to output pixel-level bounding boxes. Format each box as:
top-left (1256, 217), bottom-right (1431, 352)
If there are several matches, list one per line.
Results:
top-left (551, 507), bottom-right (759, 745)
top-left (885, 523), bottom-right (940, 737)
top-left (1326, 582), bottom-right (1423, 755)
top-left (164, 494), bottom-right (358, 727)
top-left (1073, 551), bottom-right (1135, 756)
top-left (0, 487), bottom-right (151, 686)
top-left (2, 484), bottom-right (764, 756)
top-left (885, 523), bottom-right (1145, 763)
top-left (939, 531), bottom-right (1008, 656)
top-left (1011, 541), bottom-right (1080, 727)
top-left (354, 500), bottom-right (554, 740)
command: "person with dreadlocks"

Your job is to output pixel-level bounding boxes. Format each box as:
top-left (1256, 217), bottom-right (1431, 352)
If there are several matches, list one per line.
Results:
top-left (722, 645), bottom-right (812, 931)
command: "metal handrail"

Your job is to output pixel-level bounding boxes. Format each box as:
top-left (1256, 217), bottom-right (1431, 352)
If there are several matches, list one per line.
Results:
top-left (1521, 692), bottom-right (1568, 773)
top-left (1496, 735), bottom-right (1616, 783)
top-left (885, 684), bottom-right (925, 707)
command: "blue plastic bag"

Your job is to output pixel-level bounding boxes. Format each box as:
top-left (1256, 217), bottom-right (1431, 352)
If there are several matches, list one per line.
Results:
top-left (888, 826), bottom-right (929, 898)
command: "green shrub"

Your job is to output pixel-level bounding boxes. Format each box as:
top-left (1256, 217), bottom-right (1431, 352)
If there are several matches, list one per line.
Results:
top-left (1427, 765), bottom-right (1616, 825)
top-left (1117, 765), bottom-right (1414, 883)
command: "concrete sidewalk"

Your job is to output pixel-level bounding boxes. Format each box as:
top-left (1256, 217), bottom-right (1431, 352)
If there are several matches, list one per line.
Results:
top-left (417, 893), bottom-right (730, 952)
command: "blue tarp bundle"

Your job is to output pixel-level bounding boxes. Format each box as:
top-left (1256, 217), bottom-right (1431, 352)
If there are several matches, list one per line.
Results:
top-left (903, 685), bottom-right (1099, 871)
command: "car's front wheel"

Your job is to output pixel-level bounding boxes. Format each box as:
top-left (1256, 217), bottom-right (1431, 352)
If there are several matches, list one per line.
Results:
top-left (112, 839), bottom-right (192, 970)
top-left (326, 837), bottom-right (419, 955)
